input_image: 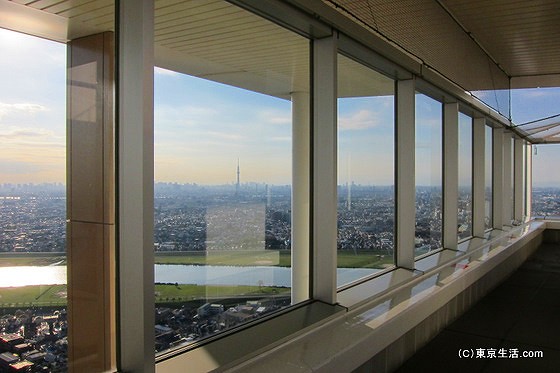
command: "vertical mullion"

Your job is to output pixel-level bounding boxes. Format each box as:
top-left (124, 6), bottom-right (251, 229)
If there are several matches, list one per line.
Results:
top-left (514, 137), bottom-right (524, 222)
top-left (396, 79), bottom-right (415, 268)
top-left (526, 143), bottom-right (533, 219)
top-left (472, 117), bottom-right (486, 237)
top-left (117, 0), bottom-right (155, 371)
top-left (292, 91), bottom-right (311, 304)
top-left (312, 36), bottom-right (337, 303)
top-left (502, 132), bottom-right (513, 226)
top-left (492, 128), bottom-right (504, 229)
top-left (443, 102), bottom-right (458, 250)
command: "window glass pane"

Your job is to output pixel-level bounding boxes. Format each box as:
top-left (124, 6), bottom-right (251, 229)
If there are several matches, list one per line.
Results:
top-left (511, 137), bottom-right (515, 221)
top-left (458, 113), bottom-right (472, 240)
top-left (415, 93), bottom-right (442, 256)
top-left (470, 89), bottom-right (510, 119)
top-left (523, 143), bottom-right (528, 220)
top-left (0, 29), bottom-right (67, 371)
top-left (485, 125), bottom-right (493, 229)
top-left (153, 1), bottom-right (309, 354)
top-left (511, 87), bottom-right (560, 124)
top-left (337, 54), bottom-right (395, 287)
top-left (532, 144), bottom-right (560, 217)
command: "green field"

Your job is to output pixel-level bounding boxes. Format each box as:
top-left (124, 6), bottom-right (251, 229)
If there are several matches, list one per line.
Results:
top-left (0, 283), bottom-right (288, 308)
top-left (155, 250), bottom-right (394, 269)
top-left (0, 251), bottom-right (393, 269)
top-left (154, 283), bottom-right (289, 304)
top-left (0, 284), bottom-right (67, 307)
top-left (155, 250), bottom-right (286, 266)
top-left (0, 255), bottom-right (66, 267)
top-left (0, 251), bottom-right (393, 308)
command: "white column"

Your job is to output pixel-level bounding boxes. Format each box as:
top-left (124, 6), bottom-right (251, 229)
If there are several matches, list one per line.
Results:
top-left (526, 143), bottom-right (533, 219)
top-left (443, 102), bottom-right (459, 250)
top-left (514, 137), bottom-right (524, 222)
top-left (312, 36), bottom-right (337, 304)
top-left (396, 79), bottom-right (415, 268)
top-left (502, 132), bottom-right (513, 226)
top-left (117, 1), bottom-right (155, 372)
top-left (492, 128), bottom-right (504, 229)
top-left (472, 117), bottom-right (486, 237)
top-left (291, 91), bottom-right (310, 304)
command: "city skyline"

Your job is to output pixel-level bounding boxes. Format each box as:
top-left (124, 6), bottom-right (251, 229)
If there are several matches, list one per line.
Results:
top-left (1, 28), bottom-right (560, 187)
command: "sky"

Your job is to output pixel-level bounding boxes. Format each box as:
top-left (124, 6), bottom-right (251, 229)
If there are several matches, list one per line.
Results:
top-left (338, 95), bottom-right (394, 186)
top-left (415, 93), bottom-right (443, 187)
top-left (1, 27), bottom-right (560, 187)
top-left (154, 67), bottom-right (292, 185)
top-left (511, 87), bottom-right (560, 187)
top-left (0, 28), bottom-right (66, 184)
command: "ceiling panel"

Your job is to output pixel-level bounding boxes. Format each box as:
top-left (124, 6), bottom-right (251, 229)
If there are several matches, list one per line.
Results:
top-left (324, 0), bottom-right (560, 90)
top-left (6, 0), bottom-right (559, 102)
top-left (443, 0), bottom-right (560, 79)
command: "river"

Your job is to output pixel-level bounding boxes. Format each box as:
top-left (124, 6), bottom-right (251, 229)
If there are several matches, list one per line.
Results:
top-left (0, 265), bottom-right (380, 288)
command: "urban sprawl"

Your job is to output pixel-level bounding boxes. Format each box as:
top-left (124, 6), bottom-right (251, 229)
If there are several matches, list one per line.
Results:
top-left (1, 183), bottom-right (559, 371)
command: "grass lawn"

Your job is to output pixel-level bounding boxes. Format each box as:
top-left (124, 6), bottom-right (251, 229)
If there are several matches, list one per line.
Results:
top-left (336, 251), bottom-right (394, 269)
top-left (154, 283), bottom-right (289, 304)
top-left (155, 250), bottom-right (393, 269)
top-left (0, 255), bottom-right (66, 267)
top-left (0, 283), bottom-right (288, 308)
top-left (0, 285), bottom-right (67, 307)
top-left (0, 251), bottom-right (392, 308)
top-left (155, 250), bottom-right (284, 266)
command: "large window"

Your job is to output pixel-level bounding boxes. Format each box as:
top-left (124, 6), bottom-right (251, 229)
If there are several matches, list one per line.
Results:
top-left (337, 54), bottom-right (395, 287)
top-left (532, 144), bottom-right (560, 217)
top-left (415, 93), bottom-right (443, 256)
top-left (153, 1), bottom-right (309, 354)
top-left (458, 113), bottom-right (473, 240)
top-left (485, 125), bottom-right (493, 229)
top-left (0, 29), bottom-right (67, 371)
top-left (510, 136), bottom-right (515, 222)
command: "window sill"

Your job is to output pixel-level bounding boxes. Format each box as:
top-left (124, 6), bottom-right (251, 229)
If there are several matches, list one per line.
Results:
top-left (155, 301), bottom-right (345, 372)
top-left (155, 221), bottom-right (548, 372)
top-left (220, 221), bottom-right (546, 372)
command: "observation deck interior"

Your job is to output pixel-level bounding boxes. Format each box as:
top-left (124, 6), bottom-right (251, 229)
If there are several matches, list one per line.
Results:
top-left (0, 0), bottom-right (559, 372)
top-left (396, 232), bottom-right (560, 373)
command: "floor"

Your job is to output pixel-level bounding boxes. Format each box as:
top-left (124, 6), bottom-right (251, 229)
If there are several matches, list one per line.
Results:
top-left (396, 242), bottom-right (560, 373)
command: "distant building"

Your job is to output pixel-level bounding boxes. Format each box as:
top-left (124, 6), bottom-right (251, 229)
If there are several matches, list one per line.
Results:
top-left (197, 303), bottom-right (224, 318)
top-left (0, 334), bottom-right (24, 353)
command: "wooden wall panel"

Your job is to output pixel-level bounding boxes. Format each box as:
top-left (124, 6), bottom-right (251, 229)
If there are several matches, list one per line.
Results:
top-left (67, 31), bottom-right (115, 373)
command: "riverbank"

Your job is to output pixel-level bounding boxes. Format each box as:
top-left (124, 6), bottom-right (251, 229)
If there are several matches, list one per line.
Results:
top-left (0, 283), bottom-right (289, 309)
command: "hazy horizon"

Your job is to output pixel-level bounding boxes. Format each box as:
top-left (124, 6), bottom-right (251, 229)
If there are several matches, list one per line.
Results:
top-left (1, 28), bottom-right (560, 188)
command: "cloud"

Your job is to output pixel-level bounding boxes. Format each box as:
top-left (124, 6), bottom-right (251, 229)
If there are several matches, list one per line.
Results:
top-left (0, 161), bottom-right (42, 175)
top-left (207, 131), bottom-right (244, 141)
top-left (0, 103), bottom-right (49, 119)
top-left (258, 109), bottom-right (291, 126)
top-left (155, 104), bottom-right (219, 127)
top-left (416, 118), bottom-right (442, 129)
top-left (339, 109), bottom-right (380, 130)
top-left (513, 88), bottom-right (560, 99)
top-left (0, 127), bottom-right (53, 140)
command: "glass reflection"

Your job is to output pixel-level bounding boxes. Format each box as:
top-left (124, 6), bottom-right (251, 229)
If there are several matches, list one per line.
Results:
top-left (337, 54), bottom-right (396, 287)
top-left (415, 93), bottom-right (443, 256)
top-left (458, 113), bottom-right (473, 240)
top-left (153, 0), bottom-right (309, 353)
top-left (485, 125), bottom-right (493, 229)
top-left (0, 28), bottom-right (68, 372)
